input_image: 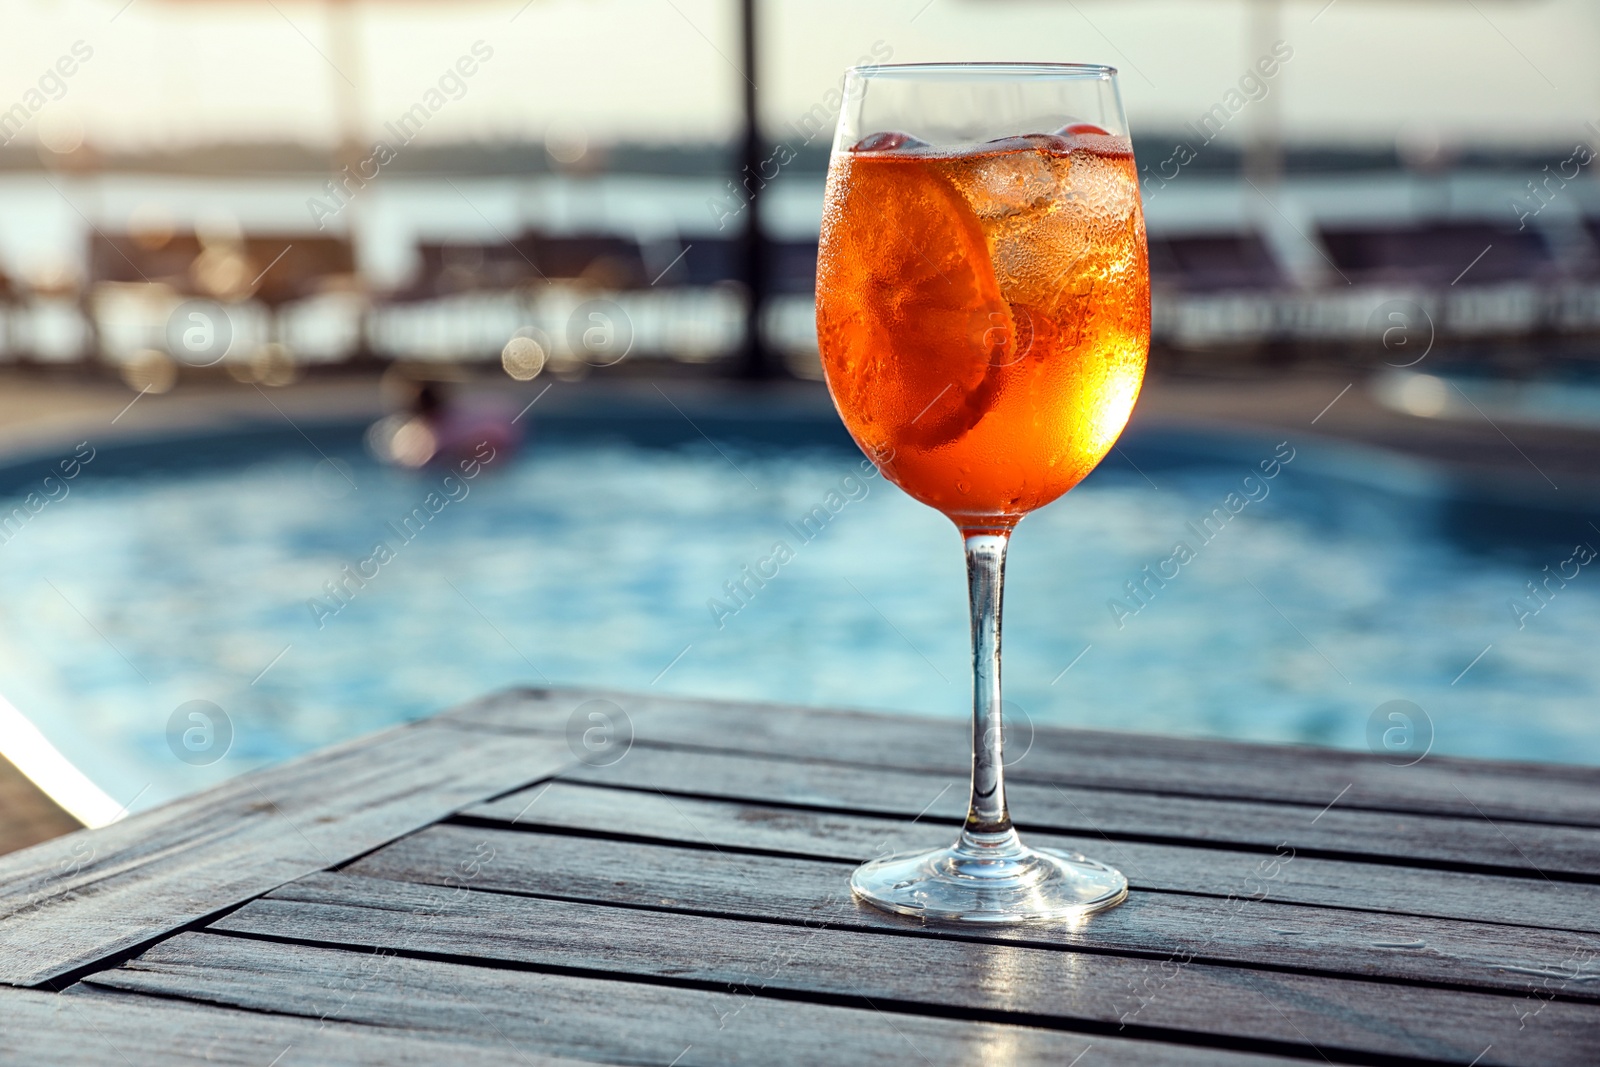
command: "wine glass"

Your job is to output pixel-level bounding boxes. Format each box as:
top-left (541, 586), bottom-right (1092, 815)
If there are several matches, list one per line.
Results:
top-left (815, 62), bottom-right (1149, 923)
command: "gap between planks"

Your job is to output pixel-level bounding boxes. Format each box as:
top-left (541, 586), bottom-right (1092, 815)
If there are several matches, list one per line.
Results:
top-left (336, 823), bottom-right (1600, 1002)
top-left (442, 687), bottom-right (1600, 829)
top-left (456, 781), bottom-right (1600, 937)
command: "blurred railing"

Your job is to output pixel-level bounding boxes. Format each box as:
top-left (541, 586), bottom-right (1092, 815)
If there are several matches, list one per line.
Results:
top-left (4, 209), bottom-right (1600, 383)
top-left (1149, 219), bottom-right (1600, 362)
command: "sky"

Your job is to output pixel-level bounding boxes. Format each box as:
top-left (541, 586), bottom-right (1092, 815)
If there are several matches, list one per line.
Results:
top-left (0, 0), bottom-right (1594, 155)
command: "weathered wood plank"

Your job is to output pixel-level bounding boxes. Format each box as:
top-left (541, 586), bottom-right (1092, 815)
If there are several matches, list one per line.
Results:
top-left (466, 782), bottom-right (1600, 934)
top-left (0, 985), bottom-right (575, 1066)
top-left (0, 720), bottom-right (572, 987)
top-left (555, 747), bottom-right (1600, 878)
top-left (448, 687), bottom-right (1600, 827)
top-left (6, 687), bottom-right (1594, 1067)
top-left (80, 933), bottom-right (1306, 1067)
top-left (348, 824), bottom-right (1600, 1000)
top-left (206, 871), bottom-right (1600, 1066)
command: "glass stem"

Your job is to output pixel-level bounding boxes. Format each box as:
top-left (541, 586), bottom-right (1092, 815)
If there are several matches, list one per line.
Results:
top-left (961, 531), bottom-right (1018, 849)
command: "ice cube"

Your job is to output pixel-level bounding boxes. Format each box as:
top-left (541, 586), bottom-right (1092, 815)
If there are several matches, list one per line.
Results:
top-left (965, 150), bottom-right (1059, 218)
top-left (989, 133), bottom-right (1073, 154)
top-left (990, 207), bottom-right (1093, 308)
top-left (1063, 149), bottom-right (1138, 220)
top-left (851, 131), bottom-right (929, 152)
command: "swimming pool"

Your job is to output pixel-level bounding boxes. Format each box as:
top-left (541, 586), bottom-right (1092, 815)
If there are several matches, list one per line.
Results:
top-left (2, 405), bottom-right (1597, 815)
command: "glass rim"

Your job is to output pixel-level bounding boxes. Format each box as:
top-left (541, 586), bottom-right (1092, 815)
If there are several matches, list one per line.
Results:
top-left (843, 61), bottom-right (1118, 80)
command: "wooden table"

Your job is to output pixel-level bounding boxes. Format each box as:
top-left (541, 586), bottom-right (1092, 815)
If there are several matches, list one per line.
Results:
top-left (2, 688), bottom-right (1597, 1065)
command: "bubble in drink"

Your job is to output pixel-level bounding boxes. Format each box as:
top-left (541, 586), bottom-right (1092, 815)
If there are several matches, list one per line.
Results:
top-left (816, 133), bottom-right (1149, 524)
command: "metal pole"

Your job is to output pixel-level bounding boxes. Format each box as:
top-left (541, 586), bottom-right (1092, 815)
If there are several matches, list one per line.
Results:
top-left (736, 0), bottom-right (774, 378)
top-left (1244, 0), bottom-right (1284, 189)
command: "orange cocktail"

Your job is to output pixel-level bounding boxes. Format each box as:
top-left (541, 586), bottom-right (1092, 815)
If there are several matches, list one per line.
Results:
top-left (825, 62), bottom-right (1144, 925)
top-left (816, 129), bottom-right (1150, 526)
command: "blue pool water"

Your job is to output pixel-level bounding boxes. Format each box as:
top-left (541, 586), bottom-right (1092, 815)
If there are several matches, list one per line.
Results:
top-left (2, 413), bottom-right (1598, 812)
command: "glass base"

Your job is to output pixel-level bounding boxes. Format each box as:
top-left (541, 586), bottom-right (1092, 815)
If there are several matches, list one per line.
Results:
top-left (851, 829), bottom-right (1128, 924)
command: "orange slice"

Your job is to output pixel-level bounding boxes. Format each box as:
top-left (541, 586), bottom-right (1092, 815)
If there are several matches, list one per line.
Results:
top-left (817, 155), bottom-right (1014, 452)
